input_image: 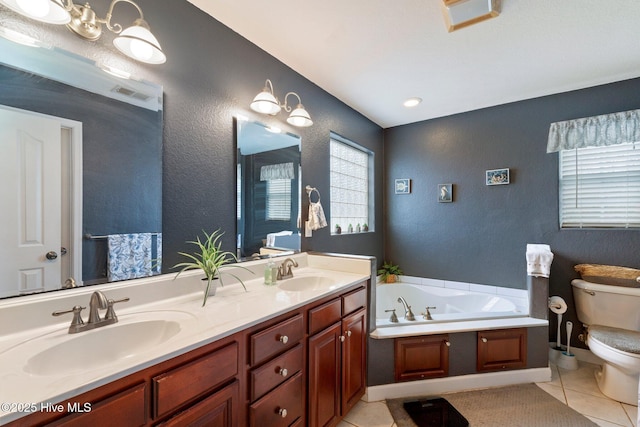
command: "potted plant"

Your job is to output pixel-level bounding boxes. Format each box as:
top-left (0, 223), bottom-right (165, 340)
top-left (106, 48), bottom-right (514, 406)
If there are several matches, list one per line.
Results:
top-left (362, 223), bottom-right (369, 232)
top-left (356, 223), bottom-right (361, 233)
top-left (335, 224), bottom-right (342, 234)
top-left (378, 261), bottom-right (403, 283)
top-left (348, 224), bottom-right (353, 233)
top-left (174, 229), bottom-right (251, 306)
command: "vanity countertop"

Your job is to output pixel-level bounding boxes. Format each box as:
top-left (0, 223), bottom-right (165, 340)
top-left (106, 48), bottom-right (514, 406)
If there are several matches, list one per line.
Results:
top-left (0, 253), bottom-right (371, 425)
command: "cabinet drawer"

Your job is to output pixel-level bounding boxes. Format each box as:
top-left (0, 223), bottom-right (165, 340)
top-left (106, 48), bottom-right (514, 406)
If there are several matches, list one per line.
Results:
top-left (249, 372), bottom-right (303, 427)
top-left (50, 382), bottom-right (147, 427)
top-left (251, 314), bottom-right (304, 366)
top-left (342, 286), bottom-right (366, 316)
top-left (309, 298), bottom-right (341, 335)
top-left (251, 344), bottom-right (304, 401)
top-left (153, 342), bottom-right (238, 419)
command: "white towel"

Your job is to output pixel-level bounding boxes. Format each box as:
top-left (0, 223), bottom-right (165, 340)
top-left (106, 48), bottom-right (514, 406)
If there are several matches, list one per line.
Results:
top-left (526, 244), bottom-right (554, 278)
top-left (107, 233), bottom-right (154, 282)
top-left (308, 200), bottom-right (327, 231)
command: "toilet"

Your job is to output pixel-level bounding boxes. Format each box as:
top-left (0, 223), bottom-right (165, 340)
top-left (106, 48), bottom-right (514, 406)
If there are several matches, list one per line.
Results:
top-left (571, 279), bottom-right (640, 406)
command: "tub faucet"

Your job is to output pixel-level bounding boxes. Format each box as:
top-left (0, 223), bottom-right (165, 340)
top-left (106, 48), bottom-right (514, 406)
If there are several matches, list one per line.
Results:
top-left (397, 296), bottom-right (416, 321)
top-left (277, 258), bottom-right (299, 280)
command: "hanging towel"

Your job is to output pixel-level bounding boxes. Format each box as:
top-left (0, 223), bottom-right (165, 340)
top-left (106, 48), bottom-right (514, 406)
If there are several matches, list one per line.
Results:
top-left (107, 233), bottom-right (154, 282)
top-left (526, 244), bottom-right (554, 278)
top-left (308, 200), bottom-right (327, 230)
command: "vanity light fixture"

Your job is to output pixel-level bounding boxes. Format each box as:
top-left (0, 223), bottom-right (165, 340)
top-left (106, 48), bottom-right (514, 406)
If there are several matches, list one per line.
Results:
top-left (250, 79), bottom-right (313, 127)
top-left (0, 0), bottom-right (166, 64)
top-left (442, 0), bottom-right (501, 32)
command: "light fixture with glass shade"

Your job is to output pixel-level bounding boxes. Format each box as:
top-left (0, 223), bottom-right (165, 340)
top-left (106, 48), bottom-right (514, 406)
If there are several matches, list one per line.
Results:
top-left (0, 0), bottom-right (166, 64)
top-left (250, 79), bottom-right (313, 127)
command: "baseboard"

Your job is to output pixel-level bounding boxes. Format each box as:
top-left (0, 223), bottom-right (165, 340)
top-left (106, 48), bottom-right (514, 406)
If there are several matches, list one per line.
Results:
top-left (364, 367), bottom-right (551, 402)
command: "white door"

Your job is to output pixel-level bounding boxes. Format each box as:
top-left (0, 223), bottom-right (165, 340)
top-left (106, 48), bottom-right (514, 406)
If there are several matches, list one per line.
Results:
top-left (0, 107), bottom-right (62, 297)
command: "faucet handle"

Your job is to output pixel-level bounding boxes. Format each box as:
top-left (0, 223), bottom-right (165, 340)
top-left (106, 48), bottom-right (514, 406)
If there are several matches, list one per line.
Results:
top-left (105, 297), bottom-right (130, 321)
top-left (53, 305), bottom-right (86, 327)
top-left (384, 309), bottom-right (399, 323)
top-left (422, 306), bottom-right (437, 320)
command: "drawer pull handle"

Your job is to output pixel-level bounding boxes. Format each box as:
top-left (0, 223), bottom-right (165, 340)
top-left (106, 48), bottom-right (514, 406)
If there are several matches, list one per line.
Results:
top-left (481, 337), bottom-right (488, 343)
top-left (278, 408), bottom-right (288, 418)
top-left (339, 335), bottom-right (345, 342)
top-left (445, 340), bottom-right (451, 347)
top-left (279, 335), bottom-right (289, 344)
top-left (346, 330), bottom-right (352, 337)
top-left (278, 367), bottom-right (288, 377)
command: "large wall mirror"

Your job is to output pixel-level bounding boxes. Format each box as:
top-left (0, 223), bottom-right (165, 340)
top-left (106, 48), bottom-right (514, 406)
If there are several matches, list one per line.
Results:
top-left (236, 118), bottom-right (301, 259)
top-left (0, 28), bottom-right (163, 299)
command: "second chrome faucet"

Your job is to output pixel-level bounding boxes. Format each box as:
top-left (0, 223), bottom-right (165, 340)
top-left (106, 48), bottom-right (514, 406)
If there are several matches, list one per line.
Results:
top-left (53, 291), bottom-right (130, 334)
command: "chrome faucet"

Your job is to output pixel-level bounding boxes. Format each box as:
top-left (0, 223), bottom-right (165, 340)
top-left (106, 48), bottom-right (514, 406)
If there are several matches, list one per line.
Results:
top-left (53, 291), bottom-right (130, 334)
top-left (397, 296), bottom-right (416, 321)
top-left (277, 258), bottom-right (299, 280)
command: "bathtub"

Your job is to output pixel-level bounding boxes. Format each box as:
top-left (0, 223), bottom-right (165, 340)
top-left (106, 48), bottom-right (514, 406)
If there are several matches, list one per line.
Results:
top-left (375, 282), bottom-right (528, 328)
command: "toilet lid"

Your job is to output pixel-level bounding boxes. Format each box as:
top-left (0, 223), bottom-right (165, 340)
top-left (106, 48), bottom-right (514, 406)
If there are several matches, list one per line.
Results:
top-left (589, 325), bottom-right (640, 355)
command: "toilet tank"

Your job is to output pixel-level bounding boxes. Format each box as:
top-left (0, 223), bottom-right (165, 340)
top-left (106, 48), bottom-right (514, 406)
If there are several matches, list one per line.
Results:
top-left (571, 279), bottom-right (640, 331)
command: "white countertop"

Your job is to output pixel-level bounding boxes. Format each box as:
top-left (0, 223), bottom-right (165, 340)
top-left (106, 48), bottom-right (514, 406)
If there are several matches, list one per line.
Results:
top-left (0, 253), bottom-right (371, 425)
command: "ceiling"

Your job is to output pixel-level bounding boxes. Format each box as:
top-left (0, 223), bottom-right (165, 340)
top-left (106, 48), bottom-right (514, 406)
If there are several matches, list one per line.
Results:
top-left (187, 0), bottom-right (640, 129)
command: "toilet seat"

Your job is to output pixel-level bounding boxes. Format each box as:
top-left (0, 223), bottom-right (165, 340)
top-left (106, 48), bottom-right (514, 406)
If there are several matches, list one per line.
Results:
top-left (589, 325), bottom-right (640, 355)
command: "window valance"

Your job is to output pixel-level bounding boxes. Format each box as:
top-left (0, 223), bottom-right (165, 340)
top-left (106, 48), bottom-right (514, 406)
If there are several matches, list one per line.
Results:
top-left (260, 162), bottom-right (294, 181)
top-left (547, 109), bottom-right (640, 153)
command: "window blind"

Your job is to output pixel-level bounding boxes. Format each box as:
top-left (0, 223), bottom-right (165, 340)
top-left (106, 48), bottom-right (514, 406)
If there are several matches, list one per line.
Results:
top-left (266, 179), bottom-right (291, 221)
top-left (559, 142), bottom-right (640, 228)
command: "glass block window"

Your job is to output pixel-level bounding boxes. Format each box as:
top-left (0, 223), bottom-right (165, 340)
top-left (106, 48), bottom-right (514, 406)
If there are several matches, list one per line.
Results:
top-left (330, 135), bottom-right (373, 233)
top-left (559, 142), bottom-right (640, 228)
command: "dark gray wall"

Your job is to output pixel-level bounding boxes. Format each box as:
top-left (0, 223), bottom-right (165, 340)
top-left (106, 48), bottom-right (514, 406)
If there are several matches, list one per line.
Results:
top-left (1, 0), bottom-right (384, 274)
top-left (384, 78), bottom-right (640, 348)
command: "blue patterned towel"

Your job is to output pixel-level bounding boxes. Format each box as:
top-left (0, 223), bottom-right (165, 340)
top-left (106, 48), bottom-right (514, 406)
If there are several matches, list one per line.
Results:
top-left (107, 233), bottom-right (160, 282)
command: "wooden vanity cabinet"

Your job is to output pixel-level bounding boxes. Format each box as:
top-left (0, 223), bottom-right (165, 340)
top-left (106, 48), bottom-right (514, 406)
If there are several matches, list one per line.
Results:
top-left (308, 286), bottom-right (367, 427)
top-left (477, 328), bottom-right (527, 372)
top-left (394, 335), bottom-right (450, 382)
top-left (247, 313), bottom-right (306, 427)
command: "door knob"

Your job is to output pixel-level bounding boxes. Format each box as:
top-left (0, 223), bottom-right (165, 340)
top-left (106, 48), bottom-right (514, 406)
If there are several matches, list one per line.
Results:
top-left (45, 251), bottom-right (58, 260)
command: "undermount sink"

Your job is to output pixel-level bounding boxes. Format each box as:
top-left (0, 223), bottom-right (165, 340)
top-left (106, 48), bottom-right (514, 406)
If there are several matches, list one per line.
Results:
top-left (21, 311), bottom-right (194, 376)
top-left (277, 276), bottom-right (336, 292)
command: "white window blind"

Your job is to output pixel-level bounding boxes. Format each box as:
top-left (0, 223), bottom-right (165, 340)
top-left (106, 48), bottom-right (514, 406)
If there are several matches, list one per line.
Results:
top-left (330, 137), bottom-right (371, 232)
top-left (266, 179), bottom-right (291, 221)
top-left (559, 142), bottom-right (640, 228)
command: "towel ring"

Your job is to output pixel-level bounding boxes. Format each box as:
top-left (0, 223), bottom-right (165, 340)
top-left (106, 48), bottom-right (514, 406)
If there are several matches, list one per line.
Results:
top-left (305, 185), bottom-right (321, 203)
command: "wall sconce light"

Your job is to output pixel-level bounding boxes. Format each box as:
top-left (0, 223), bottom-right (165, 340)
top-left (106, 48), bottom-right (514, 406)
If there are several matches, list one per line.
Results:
top-left (0, 0), bottom-right (166, 64)
top-left (250, 79), bottom-right (313, 127)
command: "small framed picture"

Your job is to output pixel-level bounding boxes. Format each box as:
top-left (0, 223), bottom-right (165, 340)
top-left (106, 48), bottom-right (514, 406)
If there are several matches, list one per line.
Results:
top-left (486, 168), bottom-right (510, 186)
top-left (395, 178), bottom-right (411, 194)
top-left (438, 184), bottom-right (452, 203)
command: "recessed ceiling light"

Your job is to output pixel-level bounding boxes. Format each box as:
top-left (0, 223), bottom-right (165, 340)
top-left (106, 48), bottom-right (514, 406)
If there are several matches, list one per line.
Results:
top-left (403, 97), bottom-right (422, 108)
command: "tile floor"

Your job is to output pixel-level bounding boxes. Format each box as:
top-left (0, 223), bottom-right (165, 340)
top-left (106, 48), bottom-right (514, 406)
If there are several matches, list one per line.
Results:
top-left (339, 362), bottom-right (638, 427)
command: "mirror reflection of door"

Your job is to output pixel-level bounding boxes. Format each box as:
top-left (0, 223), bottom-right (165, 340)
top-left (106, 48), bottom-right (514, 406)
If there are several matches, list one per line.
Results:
top-left (0, 106), bottom-right (82, 298)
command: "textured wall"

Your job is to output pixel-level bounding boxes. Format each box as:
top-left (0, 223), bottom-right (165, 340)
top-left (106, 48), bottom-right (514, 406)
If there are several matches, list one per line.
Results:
top-left (0, 0), bottom-right (384, 275)
top-left (384, 78), bottom-right (640, 347)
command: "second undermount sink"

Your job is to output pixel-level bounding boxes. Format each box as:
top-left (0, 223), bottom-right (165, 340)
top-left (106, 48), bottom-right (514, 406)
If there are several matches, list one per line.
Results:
top-left (22, 311), bottom-right (194, 376)
top-left (277, 276), bottom-right (337, 292)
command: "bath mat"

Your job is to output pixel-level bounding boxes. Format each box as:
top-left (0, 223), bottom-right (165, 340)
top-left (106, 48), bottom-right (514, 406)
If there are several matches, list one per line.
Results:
top-left (387, 383), bottom-right (598, 427)
top-left (403, 397), bottom-right (468, 426)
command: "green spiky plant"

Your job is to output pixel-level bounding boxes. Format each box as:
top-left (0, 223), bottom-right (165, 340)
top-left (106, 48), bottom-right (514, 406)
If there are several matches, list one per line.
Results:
top-left (173, 229), bottom-right (252, 306)
top-left (377, 261), bottom-right (403, 283)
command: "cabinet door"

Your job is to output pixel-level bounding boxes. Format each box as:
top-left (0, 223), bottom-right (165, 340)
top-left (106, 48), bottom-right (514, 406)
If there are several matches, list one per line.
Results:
top-left (159, 380), bottom-right (239, 427)
top-left (341, 308), bottom-right (366, 415)
top-left (477, 328), bottom-right (527, 372)
top-left (394, 335), bottom-right (450, 382)
top-left (308, 322), bottom-right (341, 427)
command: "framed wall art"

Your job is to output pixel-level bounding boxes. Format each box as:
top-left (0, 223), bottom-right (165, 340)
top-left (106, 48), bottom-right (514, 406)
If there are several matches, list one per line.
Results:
top-left (438, 183), bottom-right (452, 202)
top-left (486, 168), bottom-right (510, 185)
top-left (395, 178), bottom-right (411, 194)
